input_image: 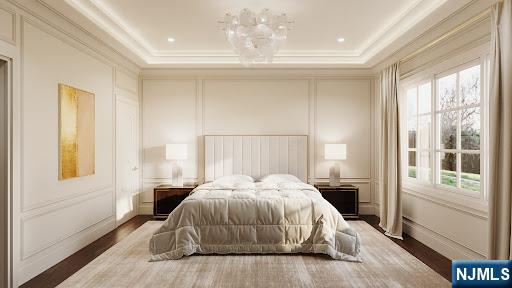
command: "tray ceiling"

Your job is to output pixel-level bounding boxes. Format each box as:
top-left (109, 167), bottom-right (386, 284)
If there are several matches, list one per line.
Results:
top-left (41, 0), bottom-right (474, 67)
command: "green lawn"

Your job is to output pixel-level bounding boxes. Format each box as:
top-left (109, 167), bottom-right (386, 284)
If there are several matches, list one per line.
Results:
top-left (408, 166), bottom-right (480, 191)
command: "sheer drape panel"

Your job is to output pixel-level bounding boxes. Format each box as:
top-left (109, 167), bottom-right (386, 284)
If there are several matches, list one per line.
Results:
top-left (379, 63), bottom-right (403, 240)
top-left (488, 0), bottom-right (512, 260)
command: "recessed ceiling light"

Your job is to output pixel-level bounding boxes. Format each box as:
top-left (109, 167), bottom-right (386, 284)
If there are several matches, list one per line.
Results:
top-left (337, 37), bottom-right (345, 43)
top-left (167, 37), bottom-right (176, 43)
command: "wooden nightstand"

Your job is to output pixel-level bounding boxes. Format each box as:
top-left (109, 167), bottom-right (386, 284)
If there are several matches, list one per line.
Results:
top-left (314, 184), bottom-right (359, 219)
top-left (153, 185), bottom-right (197, 219)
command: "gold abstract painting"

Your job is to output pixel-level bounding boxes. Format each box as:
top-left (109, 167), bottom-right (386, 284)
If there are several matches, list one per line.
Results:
top-left (58, 84), bottom-right (95, 180)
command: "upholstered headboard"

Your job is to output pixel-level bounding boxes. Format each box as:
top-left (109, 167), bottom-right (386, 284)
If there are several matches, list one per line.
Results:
top-left (204, 135), bottom-right (308, 182)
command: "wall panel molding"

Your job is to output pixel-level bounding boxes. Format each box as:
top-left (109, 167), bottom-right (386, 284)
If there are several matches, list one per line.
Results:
top-left (315, 78), bottom-right (372, 179)
top-left (19, 18), bottom-right (115, 212)
top-left (141, 73), bottom-right (377, 215)
top-left (403, 188), bottom-right (487, 220)
top-left (0, 4), bottom-right (16, 45)
top-left (20, 189), bottom-right (113, 259)
top-left (17, 216), bottom-right (115, 284)
top-left (20, 16), bottom-right (116, 72)
top-left (202, 79), bottom-right (309, 135)
top-left (403, 217), bottom-right (486, 260)
top-left (21, 186), bottom-right (113, 220)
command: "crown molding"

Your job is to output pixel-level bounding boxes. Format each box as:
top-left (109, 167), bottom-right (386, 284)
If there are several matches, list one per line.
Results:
top-left (358, 0), bottom-right (448, 62)
top-left (64, 0), bottom-right (151, 60)
top-left (51, 0), bottom-right (474, 67)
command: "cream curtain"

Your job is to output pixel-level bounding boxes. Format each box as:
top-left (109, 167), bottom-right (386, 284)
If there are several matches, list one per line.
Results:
top-left (379, 62), bottom-right (403, 240)
top-left (488, 0), bottom-right (512, 260)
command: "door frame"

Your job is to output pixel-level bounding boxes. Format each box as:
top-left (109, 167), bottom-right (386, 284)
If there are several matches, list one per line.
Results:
top-left (0, 54), bottom-right (13, 288)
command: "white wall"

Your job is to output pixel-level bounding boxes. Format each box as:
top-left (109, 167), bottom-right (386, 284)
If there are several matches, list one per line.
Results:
top-left (374, 1), bottom-right (492, 260)
top-left (140, 70), bottom-right (376, 215)
top-left (0, 0), bottom-right (140, 285)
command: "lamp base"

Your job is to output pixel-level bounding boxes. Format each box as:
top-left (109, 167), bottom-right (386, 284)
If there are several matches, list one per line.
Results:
top-left (329, 163), bottom-right (341, 187)
top-left (171, 162), bottom-right (183, 187)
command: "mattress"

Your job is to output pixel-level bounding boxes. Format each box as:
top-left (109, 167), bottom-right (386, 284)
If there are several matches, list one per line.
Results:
top-left (149, 181), bottom-right (362, 262)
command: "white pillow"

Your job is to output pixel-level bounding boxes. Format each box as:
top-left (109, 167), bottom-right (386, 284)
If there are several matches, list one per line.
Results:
top-left (259, 174), bottom-right (302, 184)
top-left (213, 175), bottom-right (254, 185)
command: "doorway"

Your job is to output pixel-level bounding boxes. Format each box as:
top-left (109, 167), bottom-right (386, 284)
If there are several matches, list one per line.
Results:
top-left (0, 58), bottom-right (9, 287)
top-left (115, 98), bottom-right (140, 226)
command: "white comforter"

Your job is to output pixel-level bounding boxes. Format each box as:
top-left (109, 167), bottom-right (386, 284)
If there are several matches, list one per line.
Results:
top-left (149, 181), bottom-right (362, 262)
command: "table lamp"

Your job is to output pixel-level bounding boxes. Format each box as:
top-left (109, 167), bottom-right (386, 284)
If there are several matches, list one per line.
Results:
top-left (165, 144), bottom-right (187, 186)
top-left (324, 144), bottom-right (347, 186)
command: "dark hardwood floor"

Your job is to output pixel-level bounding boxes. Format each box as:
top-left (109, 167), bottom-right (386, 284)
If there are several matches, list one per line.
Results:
top-left (357, 215), bottom-right (452, 282)
top-left (22, 215), bottom-right (451, 287)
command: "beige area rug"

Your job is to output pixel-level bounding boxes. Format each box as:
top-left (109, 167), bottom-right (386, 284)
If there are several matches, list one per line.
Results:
top-left (58, 221), bottom-right (450, 288)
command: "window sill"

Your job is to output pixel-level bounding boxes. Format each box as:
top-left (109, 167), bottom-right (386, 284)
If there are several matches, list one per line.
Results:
top-left (402, 182), bottom-right (488, 219)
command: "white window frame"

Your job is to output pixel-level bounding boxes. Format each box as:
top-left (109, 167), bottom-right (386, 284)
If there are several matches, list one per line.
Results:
top-left (404, 79), bottom-right (433, 186)
top-left (399, 46), bottom-right (490, 212)
top-left (433, 59), bottom-right (483, 196)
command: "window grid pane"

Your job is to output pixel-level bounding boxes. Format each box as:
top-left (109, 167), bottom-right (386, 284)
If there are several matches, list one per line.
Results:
top-left (438, 73), bottom-right (457, 111)
top-left (439, 111), bottom-right (457, 149)
top-left (461, 108), bottom-right (480, 150)
top-left (433, 64), bottom-right (482, 193)
top-left (461, 153), bottom-right (480, 192)
top-left (408, 151), bottom-right (416, 178)
top-left (459, 65), bottom-right (481, 106)
top-left (439, 152), bottom-right (457, 188)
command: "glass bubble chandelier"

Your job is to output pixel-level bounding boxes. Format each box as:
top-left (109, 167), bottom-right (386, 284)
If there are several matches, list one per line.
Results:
top-left (220, 8), bottom-right (292, 66)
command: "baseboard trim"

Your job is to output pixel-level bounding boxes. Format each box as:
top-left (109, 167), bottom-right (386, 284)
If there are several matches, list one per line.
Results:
top-left (17, 216), bottom-right (116, 285)
top-left (359, 203), bottom-right (376, 215)
top-left (402, 217), bottom-right (486, 260)
top-left (138, 203), bottom-right (153, 215)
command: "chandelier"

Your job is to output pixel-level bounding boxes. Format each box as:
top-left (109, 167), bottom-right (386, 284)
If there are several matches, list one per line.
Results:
top-left (220, 9), bottom-right (292, 66)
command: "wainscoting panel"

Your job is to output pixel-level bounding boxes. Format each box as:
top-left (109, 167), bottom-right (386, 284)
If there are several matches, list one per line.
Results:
top-left (203, 79), bottom-right (309, 135)
top-left (355, 183), bottom-right (371, 203)
top-left (142, 79), bottom-right (197, 180)
top-left (21, 189), bottom-right (113, 259)
top-left (17, 216), bottom-right (115, 285)
top-left (0, 5), bottom-right (15, 44)
top-left (403, 191), bottom-right (488, 258)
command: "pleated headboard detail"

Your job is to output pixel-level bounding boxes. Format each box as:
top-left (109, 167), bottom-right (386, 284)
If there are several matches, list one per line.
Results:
top-left (204, 135), bottom-right (308, 182)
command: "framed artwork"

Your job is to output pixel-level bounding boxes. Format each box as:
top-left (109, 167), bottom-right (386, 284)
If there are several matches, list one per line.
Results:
top-left (58, 84), bottom-right (95, 180)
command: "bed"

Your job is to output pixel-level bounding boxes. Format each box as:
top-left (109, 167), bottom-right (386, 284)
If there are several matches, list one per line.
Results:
top-left (149, 135), bottom-right (361, 262)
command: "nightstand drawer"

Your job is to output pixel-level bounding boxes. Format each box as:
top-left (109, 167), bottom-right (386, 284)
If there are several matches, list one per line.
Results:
top-left (315, 185), bottom-right (359, 219)
top-left (153, 185), bottom-right (196, 219)
top-left (323, 191), bottom-right (356, 203)
top-left (155, 193), bottom-right (187, 216)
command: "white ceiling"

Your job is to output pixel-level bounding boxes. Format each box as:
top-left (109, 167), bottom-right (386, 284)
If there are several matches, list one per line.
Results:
top-left (43, 0), bottom-right (475, 67)
top-left (93, 0), bottom-right (417, 52)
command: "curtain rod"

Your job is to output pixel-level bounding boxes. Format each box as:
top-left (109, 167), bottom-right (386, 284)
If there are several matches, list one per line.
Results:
top-left (399, 7), bottom-right (491, 64)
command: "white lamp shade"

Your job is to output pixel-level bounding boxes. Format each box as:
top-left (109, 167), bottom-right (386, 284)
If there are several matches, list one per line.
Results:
top-left (324, 144), bottom-right (347, 160)
top-left (165, 144), bottom-right (188, 160)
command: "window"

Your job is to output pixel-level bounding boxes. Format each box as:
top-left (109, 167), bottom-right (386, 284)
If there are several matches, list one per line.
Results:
top-left (406, 82), bottom-right (431, 182)
top-left (403, 60), bottom-right (486, 196)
